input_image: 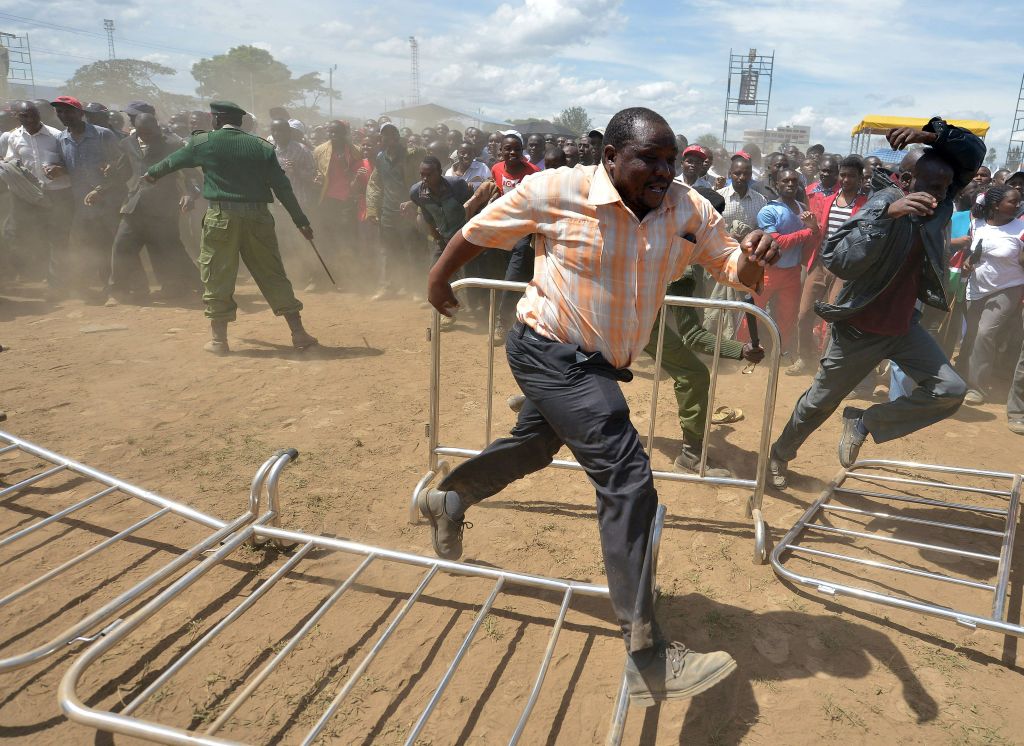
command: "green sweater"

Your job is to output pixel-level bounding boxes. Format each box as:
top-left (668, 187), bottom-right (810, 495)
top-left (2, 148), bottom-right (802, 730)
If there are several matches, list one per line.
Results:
top-left (146, 127), bottom-right (309, 227)
top-left (666, 271), bottom-right (745, 360)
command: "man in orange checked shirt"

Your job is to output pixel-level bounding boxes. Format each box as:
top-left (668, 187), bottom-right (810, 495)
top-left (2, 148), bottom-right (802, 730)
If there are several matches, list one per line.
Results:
top-left (417, 107), bottom-right (780, 707)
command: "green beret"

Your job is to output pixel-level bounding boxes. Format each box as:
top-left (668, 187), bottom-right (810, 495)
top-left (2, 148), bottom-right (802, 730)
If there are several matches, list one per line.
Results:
top-left (209, 100), bottom-right (246, 117)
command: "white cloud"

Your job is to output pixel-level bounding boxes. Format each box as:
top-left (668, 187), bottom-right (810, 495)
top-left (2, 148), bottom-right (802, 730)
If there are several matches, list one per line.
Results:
top-left (12, 0), bottom-right (1024, 160)
top-left (780, 106), bottom-right (851, 138)
top-left (451, 0), bottom-right (624, 58)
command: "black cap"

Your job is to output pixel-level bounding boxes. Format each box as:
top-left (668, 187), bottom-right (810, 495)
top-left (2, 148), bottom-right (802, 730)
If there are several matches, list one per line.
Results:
top-left (125, 100), bottom-right (156, 116)
top-left (83, 102), bottom-right (108, 114)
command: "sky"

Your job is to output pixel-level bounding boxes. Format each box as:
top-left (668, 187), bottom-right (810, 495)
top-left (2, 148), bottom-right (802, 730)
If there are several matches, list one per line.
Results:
top-left (4, 0), bottom-right (1022, 158)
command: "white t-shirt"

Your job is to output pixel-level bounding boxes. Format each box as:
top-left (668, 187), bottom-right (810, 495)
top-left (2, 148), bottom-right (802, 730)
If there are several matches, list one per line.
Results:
top-left (967, 218), bottom-right (1024, 300)
top-left (0, 124), bottom-right (72, 190)
top-left (445, 159), bottom-right (491, 190)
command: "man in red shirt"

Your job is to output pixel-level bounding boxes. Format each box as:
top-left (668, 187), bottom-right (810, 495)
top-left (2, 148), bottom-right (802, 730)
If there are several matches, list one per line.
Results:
top-left (769, 120), bottom-right (984, 488)
top-left (805, 154), bottom-right (840, 198)
top-left (492, 133), bottom-right (539, 336)
top-left (313, 121), bottom-right (363, 289)
top-left (491, 132), bottom-right (539, 193)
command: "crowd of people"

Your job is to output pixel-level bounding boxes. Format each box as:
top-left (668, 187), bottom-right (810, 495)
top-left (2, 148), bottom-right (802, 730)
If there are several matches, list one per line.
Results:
top-left (0, 95), bottom-right (1021, 433)
top-left (0, 94), bottom-right (1022, 433)
top-left (1, 92), bottom-right (1022, 709)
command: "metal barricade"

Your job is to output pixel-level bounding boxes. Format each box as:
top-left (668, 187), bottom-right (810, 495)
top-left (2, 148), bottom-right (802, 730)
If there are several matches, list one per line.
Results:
top-left (771, 459), bottom-right (1023, 637)
top-left (59, 496), bottom-right (668, 745)
top-left (410, 277), bottom-right (782, 562)
top-left (0, 429), bottom-right (296, 672)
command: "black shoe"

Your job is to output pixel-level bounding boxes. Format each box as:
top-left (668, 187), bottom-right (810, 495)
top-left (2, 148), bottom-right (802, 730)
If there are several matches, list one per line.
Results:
top-left (626, 641), bottom-right (737, 707)
top-left (417, 489), bottom-right (470, 560)
top-left (838, 406), bottom-right (866, 467)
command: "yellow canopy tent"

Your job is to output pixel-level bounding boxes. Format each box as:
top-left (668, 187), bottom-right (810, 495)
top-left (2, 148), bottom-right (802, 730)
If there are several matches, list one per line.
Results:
top-left (852, 116), bottom-right (990, 137)
top-left (851, 115), bottom-right (989, 155)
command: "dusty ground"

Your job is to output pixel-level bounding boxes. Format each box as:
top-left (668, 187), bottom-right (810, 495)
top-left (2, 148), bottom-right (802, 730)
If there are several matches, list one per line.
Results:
top-left (0, 278), bottom-right (1022, 745)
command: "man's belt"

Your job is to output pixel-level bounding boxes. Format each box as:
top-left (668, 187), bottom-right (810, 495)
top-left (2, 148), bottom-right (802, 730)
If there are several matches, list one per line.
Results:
top-left (208, 200), bottom-right (270, 215)
top-left (512, 321), bottom-right (553, 343)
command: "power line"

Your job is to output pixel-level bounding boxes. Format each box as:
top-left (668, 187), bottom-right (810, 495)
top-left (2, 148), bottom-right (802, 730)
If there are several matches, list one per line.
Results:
top-left (32, 47), bottom-right (97, 62)
top-left (0, 12), bottom-right (209, 57)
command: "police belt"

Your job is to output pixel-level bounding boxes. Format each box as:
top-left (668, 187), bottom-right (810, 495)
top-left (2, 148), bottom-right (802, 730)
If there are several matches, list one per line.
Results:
top-left (208, 200), bottom-right (271, 215)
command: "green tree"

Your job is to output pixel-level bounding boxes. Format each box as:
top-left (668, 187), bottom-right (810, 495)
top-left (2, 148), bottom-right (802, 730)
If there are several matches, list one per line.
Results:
top-left (695, 133), bottom-right (723, 150)
top-left (191, 46), bottom-right (325, 119)
top-left (985, 147), bottom-right (998, 167)
top-left (65, 59), bottom-right (194, 114)
top-left (554, 106), bottom-right (592, 136)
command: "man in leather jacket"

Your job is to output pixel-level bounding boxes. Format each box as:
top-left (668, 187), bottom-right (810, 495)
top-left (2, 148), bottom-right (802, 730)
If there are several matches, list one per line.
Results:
top-left (768, 118), bottom-right (985, 488)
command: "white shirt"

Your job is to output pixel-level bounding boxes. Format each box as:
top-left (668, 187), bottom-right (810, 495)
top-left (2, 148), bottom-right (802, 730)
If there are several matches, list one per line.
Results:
top-left (0, 124), bottom-right (71, 191)
top-left (445, 159), bottom-right (491, 190)
top-left (968, 218), bottom-right (1024, 300)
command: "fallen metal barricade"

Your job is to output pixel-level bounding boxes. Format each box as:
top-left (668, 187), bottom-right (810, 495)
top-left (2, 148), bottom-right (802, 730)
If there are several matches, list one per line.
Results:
top-left (771, 459), bottom-right (1023, 637)
top-left (410, 277), bottom-right (782, 562)
top-left (60, 483), bottom-right (668, 745)
top-left (0, 429), bottom-right (296, 672)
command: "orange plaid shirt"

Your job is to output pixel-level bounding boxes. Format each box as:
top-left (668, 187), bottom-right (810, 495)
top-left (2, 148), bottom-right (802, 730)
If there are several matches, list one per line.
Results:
top-left (462, 164), bottom-right (747, 368)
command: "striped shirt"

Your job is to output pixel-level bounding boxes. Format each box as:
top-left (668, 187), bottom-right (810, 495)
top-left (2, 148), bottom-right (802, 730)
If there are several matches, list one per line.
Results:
top-left (826, 200), bottom-right (856, 240)
top-left (462, 163), bottom-right (746, 368)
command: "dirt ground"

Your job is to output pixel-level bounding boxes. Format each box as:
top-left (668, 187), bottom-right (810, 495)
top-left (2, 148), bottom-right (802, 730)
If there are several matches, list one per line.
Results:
top-left (1, 278), bottom-right (1022, 746)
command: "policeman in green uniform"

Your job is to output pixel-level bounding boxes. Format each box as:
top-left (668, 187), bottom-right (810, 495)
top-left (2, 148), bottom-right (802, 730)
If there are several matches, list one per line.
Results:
top-left (144, 100), bottom-right (317, 353)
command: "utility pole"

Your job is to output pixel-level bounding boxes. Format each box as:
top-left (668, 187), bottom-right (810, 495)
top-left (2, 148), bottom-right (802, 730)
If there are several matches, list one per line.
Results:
top-left (328, 64), bottom-right (337, 119)
top-left (103, 19), bottom-right (115, 59)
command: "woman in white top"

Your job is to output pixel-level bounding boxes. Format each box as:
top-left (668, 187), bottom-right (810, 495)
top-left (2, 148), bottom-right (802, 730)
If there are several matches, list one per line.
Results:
top-left (963, 185), bottom-right (1024, 402)
top-left (445, 143), bottom-right (491, 191)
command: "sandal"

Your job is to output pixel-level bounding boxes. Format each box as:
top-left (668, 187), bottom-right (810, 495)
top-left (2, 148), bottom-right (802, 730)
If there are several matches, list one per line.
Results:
top-left (711, 405), bottom-right (744, 424)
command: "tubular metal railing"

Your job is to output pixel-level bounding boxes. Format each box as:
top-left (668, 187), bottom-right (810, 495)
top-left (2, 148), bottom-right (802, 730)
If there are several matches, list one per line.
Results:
top-left (59, 499), bottom-right (668, 745)
top-left (0, 430), bottom-right (296, 672)
top-left (771, 458), bottom-right (1023, 637)
top-left (410, 277), bottom-right (783, 562)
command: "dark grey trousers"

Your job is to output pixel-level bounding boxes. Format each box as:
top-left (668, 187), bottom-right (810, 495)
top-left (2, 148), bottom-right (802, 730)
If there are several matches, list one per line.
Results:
top-left (439, 322), bottom-right (659, 654)
top-left (964, 285), bottom-right (1024, 394)
top-left (773, 320), bottom-right (967, 462)
top-left (499, 236), bottom-right (534, 325)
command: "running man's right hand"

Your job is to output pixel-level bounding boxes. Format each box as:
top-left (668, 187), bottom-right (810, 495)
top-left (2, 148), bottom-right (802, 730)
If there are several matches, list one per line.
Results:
top-left (887, 192), bottom-right (937, 219)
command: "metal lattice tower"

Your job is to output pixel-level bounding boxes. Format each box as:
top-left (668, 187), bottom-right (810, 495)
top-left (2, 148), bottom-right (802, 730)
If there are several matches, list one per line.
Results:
top-left (104, 19), bottom-right (115, 59)
top-left (0, 31), bottom-right (36, 98)
top-left (722, 48), bottom-right (775, 151)
top-left (1007, 72), bottom-right (1024, 170)
top-left (408, 36), bottom-right (420, 106)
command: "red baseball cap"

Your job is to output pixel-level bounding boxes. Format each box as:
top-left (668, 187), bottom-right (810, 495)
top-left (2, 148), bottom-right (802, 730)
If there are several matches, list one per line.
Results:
top-left (50, 96), bottom-right (84, 110)
top-left (682, 144), bottom-right (710, 160)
